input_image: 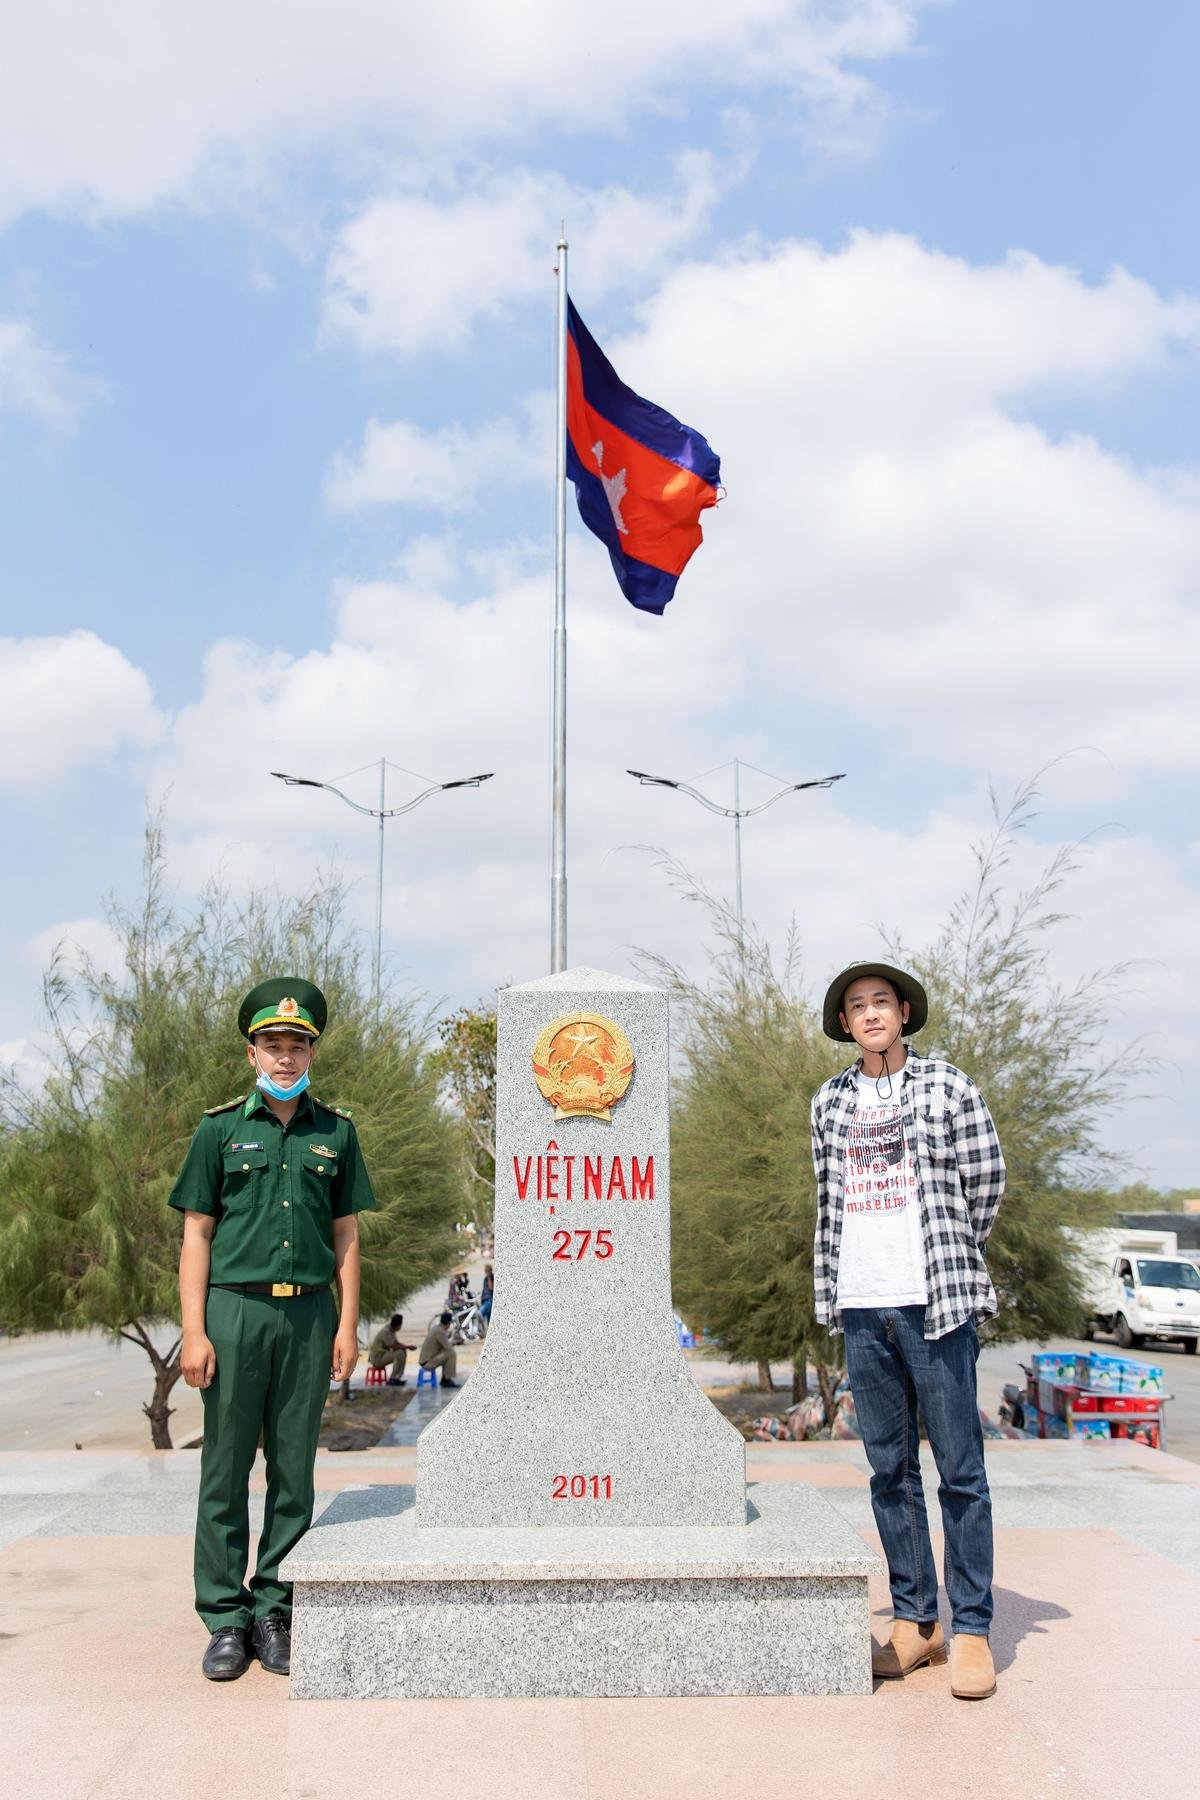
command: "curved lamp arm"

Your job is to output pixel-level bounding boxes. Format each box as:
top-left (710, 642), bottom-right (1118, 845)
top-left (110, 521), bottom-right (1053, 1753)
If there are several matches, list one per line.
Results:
top-left (273, 771), bottom-right (494, 819)
top-left (627, 769), bottom-right (845, 820)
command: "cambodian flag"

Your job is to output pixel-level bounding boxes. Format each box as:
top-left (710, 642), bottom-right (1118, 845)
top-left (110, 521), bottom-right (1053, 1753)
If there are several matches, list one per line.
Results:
top-left (566, 300), bottom-right (720, 616)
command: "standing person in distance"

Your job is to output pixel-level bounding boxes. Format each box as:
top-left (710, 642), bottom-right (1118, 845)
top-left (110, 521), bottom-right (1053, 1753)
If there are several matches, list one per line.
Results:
top-left (810, 962), bottom-right (1006, 1701)
top-left (171, 978), bottom-right (377, 1682)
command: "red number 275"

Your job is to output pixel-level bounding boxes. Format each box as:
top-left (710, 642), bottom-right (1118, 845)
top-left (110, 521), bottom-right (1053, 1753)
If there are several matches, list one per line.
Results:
top-left (551, 1229), bottom-right (613, 1261)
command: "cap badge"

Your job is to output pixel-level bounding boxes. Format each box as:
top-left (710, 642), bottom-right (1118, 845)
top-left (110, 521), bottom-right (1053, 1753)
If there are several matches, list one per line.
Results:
top-left (531, 1012), bottom-right (635, 1122)
top-left (277, 996), bottom-right (299, 1017)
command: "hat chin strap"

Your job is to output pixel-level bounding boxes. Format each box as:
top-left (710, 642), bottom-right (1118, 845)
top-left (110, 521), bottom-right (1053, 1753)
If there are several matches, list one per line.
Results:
top-left (867, 1022), bottom-right (906, 1100)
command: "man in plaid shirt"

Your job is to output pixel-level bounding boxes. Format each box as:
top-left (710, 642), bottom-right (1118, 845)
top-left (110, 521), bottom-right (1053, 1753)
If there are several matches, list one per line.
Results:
top-left (811, 961), bottom-right (1005, 1701)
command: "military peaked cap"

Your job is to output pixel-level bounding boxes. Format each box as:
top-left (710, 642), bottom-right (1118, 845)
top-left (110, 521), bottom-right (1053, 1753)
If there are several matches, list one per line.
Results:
top-left (238, 977), bottom-right (327, 1040)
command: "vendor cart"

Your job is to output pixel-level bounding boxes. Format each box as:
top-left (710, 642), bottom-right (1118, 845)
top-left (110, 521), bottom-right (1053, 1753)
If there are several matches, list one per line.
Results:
top-left (1011, 1350), bottom-right (1173, 1450)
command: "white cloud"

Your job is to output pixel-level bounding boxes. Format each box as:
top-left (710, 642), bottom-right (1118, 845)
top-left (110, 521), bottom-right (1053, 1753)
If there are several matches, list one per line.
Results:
top-left (607, 232), bottom-right (1200, 775)
top-left (0, 318), bottom-right (102, 431)
top-left (325, 403), bottom-right (547, 513)
top-left (324, 228), bottom-right (1200, 778)
top-left (0, 3), bottom-right (927, 226)
top-left (621, 231), bottom-right (1200, 443)
top-left (0, 631), bottom-right (163, 786)
top-left (26, 916), bottom-right (125, 980)
top-left (26, 223), bottom-right (1193, 1182)
top-left (0, 1037), bottom-right (51, 1093)
top-left (321, 155), bottom-right (722, 358)
top-left (150, 528), bottom-right (747, 984)
top-left (148, 556), bottom-right (1200, 1179)
top-left (154, 231), bottom-right (1200, 950)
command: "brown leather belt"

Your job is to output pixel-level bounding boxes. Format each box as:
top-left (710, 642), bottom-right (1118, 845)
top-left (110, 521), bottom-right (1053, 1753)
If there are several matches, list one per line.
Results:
top-left (209, 1282), bottom-right (323, 1298)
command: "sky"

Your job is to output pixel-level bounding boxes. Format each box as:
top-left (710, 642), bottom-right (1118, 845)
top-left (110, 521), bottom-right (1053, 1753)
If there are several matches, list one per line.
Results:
top-left (1, 1), bottom-right (1197, 1185)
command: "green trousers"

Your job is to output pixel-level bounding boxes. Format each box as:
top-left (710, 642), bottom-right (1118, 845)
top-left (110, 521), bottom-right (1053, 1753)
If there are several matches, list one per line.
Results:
top-left (195, 1286), bottom-right (335, 1631)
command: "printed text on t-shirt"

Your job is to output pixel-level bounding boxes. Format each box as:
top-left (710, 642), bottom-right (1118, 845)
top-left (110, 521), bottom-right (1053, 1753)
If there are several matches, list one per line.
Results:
top-left (844, 1108), bottom-right (918, 1212)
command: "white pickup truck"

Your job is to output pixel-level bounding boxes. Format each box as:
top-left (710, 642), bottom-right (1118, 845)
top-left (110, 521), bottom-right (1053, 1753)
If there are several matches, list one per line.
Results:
top-left (1080, 1229), bottom-right (1200, 1353)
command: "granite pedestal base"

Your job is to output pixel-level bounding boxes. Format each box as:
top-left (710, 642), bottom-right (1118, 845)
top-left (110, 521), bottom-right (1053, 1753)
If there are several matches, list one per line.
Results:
top-left (283, 1481), bottom-right (881, 1699)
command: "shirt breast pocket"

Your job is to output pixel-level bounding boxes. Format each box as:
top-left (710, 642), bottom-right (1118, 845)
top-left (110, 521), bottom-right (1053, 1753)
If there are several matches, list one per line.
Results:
top-left (916, 1110), bottom-right (955, 1166)
top-left (300, 1150), bottom-right (336, 1203)
top-left (221, 1148), bottom-right (269, 1207)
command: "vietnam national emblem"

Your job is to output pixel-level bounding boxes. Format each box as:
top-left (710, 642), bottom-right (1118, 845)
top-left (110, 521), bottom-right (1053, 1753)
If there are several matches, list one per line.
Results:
top-left (531, 1013), bottom-right (635, 1122)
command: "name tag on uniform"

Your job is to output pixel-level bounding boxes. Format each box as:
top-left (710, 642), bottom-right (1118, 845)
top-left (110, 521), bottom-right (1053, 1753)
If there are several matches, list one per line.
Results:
top-left (231, 1141), bottom-right (265, 1152)
top-left (309, 1144), bottom-right (338, 1158)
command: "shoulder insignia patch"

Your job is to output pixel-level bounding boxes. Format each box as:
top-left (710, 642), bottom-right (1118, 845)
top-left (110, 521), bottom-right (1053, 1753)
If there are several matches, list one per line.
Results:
top-left (314, 1097), bottom-right (353, 1119)
top-left (204, 1096), bottom-right (245, 1116)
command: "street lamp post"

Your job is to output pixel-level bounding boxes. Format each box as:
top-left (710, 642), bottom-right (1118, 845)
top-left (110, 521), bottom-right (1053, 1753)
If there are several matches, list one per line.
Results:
top-left (627, 757), bottom-right (846, 954)
top-left (272, 759), bottom-right (494, 1006)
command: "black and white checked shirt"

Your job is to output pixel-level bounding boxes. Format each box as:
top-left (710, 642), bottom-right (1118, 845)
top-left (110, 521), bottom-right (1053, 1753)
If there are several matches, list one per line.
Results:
top-left (811, 1052), bottom-right (1006, 1340)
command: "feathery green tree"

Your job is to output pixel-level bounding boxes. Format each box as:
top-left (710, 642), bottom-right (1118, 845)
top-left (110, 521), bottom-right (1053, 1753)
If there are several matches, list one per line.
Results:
top-left (656, 776), bottom-right (1139, 1414)
top-left (892, 777), bottom-right (1133, 1338)
top-left (432, 1002), bottom-right (498, 1237)
top-left (0, 822), bottom-right (460, 1447)
top-left (647, 902), bottom-right (843, 1402)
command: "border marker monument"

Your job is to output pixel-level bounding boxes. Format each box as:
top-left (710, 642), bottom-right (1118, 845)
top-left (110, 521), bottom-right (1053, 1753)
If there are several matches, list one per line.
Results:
top-left (284, 968), bottom-right (880, 1699)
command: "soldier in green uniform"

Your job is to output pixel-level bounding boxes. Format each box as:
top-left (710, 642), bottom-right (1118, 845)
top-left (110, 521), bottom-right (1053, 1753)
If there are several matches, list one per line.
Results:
top-left (170, 977), bottom-right (376, 1681)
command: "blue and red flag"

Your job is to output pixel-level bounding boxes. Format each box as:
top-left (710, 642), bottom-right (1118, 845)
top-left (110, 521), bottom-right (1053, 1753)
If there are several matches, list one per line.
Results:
top-left (566, 300), bottom-right (720, 616)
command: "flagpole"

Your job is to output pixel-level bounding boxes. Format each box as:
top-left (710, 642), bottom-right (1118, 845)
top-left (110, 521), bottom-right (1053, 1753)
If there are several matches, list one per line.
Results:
top-left (550, 231), bottom-right (569, 973)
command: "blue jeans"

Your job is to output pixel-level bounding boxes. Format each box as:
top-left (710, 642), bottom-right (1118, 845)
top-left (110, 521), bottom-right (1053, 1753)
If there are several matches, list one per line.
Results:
top-left (842, 1305), bottom-right (993, 1635)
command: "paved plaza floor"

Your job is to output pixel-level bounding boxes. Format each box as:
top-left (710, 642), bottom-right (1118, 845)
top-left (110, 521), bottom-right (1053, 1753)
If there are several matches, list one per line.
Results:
top-left (1, 1436), bottom-right (1197, 1799)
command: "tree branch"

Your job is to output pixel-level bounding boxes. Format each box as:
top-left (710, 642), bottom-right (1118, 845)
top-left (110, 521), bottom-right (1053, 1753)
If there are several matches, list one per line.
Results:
top-left (124, 1317), bottom-right (166, 1374)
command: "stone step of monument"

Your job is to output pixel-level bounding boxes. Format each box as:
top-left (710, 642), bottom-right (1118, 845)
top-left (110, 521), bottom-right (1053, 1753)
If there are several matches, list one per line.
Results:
top-left (376, 1377), bottom-right (468, 1447)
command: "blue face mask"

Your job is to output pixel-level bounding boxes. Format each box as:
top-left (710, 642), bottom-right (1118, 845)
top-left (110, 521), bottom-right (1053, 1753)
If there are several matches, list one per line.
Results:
top-left (254, 1052), bottom-right (311, 1103)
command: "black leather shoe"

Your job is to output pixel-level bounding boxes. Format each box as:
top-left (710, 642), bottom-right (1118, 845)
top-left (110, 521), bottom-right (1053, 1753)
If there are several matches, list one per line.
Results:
top-left (251, 1613), bottom-right (291, 1676)
top-left (440, 1378), bottom-right (460, 1388)
top-left (387, 1377), bottom-right (405, 1387)
top-left (202, 1626), bottom-right (250, 1681)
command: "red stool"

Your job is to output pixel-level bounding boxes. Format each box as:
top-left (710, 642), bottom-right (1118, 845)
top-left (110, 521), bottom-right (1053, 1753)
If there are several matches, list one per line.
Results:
top-left (365, 1365), bottom-right (387, 1387)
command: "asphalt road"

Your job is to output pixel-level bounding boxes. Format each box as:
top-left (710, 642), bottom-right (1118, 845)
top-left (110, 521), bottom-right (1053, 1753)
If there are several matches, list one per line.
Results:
top-left (0, 1253), bottom-right (487, 1454)
top-left (4, 1297), bottom-right (1198, 1463)
top-left (0, 1327), bottom-right (208, 1452)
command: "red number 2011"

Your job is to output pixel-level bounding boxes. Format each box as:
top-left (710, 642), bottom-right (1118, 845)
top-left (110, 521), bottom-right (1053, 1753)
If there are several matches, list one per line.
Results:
top-left (552, 1474), bottom-right (614, 1500)
top-left (551, 1228), bottom-right (614, 1261)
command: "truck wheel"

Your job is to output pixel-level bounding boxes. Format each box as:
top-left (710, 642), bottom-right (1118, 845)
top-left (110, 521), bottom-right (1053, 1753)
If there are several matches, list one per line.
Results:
top-left (1114, 1314), bottom-right (1134, 1349)
top-left (1185, 1338), bottom-right (1197, 1356)
top-left (1081, 1318), bottom-right (1095, 1341)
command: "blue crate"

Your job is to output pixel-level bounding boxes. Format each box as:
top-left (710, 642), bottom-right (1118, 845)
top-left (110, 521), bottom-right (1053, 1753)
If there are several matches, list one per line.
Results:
top-left (1085, 1352), bottom-right (1163, 1395)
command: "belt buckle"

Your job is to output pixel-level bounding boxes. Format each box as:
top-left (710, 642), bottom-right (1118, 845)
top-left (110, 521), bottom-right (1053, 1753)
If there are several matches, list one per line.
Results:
top-left (271, 1282), bottom-right (297, 1298)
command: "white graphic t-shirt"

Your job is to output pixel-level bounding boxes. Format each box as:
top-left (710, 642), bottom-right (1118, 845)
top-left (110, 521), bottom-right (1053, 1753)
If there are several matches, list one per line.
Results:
top-left (835, 1070), bottom-right (928, 1309)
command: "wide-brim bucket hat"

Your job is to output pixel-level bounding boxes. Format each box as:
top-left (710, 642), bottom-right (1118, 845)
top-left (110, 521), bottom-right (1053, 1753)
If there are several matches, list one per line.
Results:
top-left (821, 961), bottom-right (928, 1043)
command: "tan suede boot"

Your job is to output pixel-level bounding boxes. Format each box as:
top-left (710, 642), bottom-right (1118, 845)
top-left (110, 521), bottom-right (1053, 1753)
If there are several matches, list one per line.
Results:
top-left (871, 1619), bottom-right (947, 1679)
top-left (949, 1633), bottom-right (996, 1699)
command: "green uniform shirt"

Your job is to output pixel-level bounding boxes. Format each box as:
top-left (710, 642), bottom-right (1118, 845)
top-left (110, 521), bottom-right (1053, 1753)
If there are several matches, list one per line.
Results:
top-left (168, 1090), bottom-right (376, 1287)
